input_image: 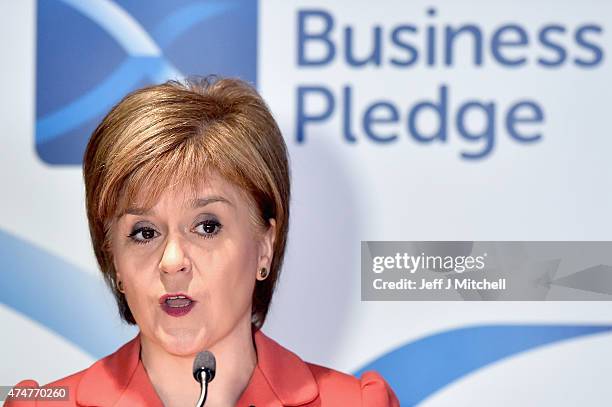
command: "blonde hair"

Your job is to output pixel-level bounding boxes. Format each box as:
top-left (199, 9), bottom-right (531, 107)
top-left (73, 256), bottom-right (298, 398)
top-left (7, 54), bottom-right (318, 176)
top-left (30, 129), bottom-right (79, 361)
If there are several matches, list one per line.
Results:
top-left (83, 76), bottom-right (290, 329)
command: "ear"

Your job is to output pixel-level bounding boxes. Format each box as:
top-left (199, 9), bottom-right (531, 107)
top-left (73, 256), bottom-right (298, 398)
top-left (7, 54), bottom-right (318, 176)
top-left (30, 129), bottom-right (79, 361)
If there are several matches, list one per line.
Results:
top-left (258, 218), bottom-right (276, 271)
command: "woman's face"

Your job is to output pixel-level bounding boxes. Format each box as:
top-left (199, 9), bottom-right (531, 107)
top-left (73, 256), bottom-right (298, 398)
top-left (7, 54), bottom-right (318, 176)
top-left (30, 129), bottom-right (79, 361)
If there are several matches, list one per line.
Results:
top-left (110, 171), bottom-right (275, 356)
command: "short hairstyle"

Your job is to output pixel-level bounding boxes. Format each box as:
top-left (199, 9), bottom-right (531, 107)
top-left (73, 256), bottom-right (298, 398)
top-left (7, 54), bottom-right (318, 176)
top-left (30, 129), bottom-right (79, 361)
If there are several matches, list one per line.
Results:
top-left (83, 76), bottom-right (290, 329)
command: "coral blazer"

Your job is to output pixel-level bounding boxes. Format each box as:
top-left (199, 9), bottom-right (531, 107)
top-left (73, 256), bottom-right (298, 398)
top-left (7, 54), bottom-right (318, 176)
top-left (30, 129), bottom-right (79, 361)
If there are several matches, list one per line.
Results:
top-left (5, 329), bottom-right (399, 406)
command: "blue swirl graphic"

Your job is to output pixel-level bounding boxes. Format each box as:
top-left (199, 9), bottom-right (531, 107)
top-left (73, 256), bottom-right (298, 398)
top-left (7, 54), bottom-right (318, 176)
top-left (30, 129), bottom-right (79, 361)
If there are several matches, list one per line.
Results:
top-left (0, 228), bottom-right (134, 357)
top-left (354, 324), bottom-right (612, 406)
top-left (37, 57), bottom-right (165, 144)
top-left (37, 0), bottom-right (236, 145)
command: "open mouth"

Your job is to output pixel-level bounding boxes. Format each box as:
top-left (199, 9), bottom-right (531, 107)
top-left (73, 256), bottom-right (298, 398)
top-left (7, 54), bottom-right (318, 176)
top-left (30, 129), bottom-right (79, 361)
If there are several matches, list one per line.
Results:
top-left (164, 295), bottom-right (193, 308)
top-left (159, 293), bottom-right (196, 316)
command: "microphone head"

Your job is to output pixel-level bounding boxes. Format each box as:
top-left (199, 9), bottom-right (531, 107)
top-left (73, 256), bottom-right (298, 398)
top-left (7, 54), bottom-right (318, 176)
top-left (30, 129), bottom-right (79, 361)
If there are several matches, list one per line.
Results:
top-left (193, 351), bottom-right (216, 383)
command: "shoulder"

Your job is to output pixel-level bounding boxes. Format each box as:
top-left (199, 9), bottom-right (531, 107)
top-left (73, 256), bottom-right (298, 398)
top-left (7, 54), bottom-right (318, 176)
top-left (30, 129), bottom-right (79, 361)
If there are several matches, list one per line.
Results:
top-left (254, 329), bottom-right (400, 406)
top-left (306, 362), bottom-right (400, 407)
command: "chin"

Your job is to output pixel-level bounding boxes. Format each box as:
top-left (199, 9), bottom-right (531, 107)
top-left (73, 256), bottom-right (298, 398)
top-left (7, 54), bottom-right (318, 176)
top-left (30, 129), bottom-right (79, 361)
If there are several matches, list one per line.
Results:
top-left (157, 326), bottom-right (208, 356)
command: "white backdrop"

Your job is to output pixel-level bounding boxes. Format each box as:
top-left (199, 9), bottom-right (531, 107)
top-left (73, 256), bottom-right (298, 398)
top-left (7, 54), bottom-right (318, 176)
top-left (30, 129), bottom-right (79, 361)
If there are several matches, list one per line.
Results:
top-left (2, 1), bottom-right (612, 405)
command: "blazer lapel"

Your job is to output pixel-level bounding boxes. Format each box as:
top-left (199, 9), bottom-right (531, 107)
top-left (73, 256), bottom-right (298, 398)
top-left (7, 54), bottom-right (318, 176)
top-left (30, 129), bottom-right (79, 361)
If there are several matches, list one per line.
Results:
top-left (236, 330), bottom-right (320, 406)
top-left (76, 333), bottom-right (163, 407)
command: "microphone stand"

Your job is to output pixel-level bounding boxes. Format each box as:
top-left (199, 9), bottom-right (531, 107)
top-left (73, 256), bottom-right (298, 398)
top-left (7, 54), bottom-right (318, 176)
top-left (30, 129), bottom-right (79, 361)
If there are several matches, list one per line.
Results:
top-left (195, 370), bottom-right (209, 407)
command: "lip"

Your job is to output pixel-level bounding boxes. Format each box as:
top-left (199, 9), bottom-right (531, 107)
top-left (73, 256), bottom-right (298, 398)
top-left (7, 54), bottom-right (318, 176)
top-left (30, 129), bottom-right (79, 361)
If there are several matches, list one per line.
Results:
top-left (159, 293), bottom-right (195, 304)
top-left (159, 293), bottom-right (196, 318)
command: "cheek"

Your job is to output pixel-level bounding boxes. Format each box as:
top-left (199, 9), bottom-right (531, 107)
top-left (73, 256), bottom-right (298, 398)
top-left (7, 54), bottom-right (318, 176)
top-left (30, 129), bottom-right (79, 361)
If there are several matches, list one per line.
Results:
top-left (112, 246), bottom-right (160, 315)
top-left (203, 239), bottom-right (259, 313)
top-left (115, 247), bottom-right (158, 284)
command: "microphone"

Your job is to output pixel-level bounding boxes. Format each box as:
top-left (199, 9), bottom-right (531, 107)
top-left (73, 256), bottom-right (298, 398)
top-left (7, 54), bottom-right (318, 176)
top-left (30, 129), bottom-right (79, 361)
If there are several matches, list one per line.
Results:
top-left (192, 351), bottom-right (216, 407)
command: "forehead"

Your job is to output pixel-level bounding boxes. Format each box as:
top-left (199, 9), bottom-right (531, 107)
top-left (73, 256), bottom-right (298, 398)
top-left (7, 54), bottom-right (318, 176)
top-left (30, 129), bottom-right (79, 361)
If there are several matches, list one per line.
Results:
top-left (118, 171), bottom-right (245, 217)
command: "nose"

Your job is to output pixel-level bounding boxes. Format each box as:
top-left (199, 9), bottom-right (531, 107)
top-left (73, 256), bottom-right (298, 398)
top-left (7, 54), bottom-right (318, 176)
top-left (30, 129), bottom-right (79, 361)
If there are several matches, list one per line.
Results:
top-left (158, 234), bottom-right (191, 275)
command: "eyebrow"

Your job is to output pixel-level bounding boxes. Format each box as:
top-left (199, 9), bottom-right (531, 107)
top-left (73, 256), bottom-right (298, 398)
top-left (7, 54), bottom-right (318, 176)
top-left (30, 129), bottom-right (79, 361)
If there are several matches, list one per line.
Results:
top-left (121, 195), bottom-right (233, 217)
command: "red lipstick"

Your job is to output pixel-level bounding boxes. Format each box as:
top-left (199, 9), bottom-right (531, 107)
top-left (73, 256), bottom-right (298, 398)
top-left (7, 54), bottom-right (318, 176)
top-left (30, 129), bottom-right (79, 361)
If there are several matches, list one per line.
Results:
top-left (159, 293), bottom-right (196, 317)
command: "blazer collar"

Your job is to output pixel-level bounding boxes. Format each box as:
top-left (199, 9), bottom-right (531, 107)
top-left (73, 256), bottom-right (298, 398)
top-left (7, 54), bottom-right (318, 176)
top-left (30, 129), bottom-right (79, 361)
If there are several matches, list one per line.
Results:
top-left (76, 333), bottom-right (162, 407)
top-left (241, 328), bottom-right (319, 406)
top-left (76, 328), bottom-right (319, 406)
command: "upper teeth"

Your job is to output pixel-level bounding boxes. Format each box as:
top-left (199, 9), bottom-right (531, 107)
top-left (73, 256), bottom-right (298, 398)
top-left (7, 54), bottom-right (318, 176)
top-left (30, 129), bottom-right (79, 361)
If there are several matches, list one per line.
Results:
top-left (167, 295), bottom-right (187, 300)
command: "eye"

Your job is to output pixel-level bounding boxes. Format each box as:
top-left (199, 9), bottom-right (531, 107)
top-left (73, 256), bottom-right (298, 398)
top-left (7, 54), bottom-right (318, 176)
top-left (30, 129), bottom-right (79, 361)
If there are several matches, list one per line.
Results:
top-left (194, 219), bottom-right (223, 239)
top-left (128, 226), bottom-right (159, 245)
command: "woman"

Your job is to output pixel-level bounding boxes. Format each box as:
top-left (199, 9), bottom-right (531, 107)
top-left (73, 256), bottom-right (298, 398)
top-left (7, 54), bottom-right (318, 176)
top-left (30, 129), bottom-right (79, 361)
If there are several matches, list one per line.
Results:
top-left (6, 77), bottom-right (399, 406)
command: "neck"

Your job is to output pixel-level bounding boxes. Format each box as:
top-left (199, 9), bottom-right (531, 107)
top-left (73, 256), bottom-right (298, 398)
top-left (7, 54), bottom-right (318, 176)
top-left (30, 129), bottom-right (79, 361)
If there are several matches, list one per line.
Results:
top-left (140, 318), bottom-right (257, 407)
